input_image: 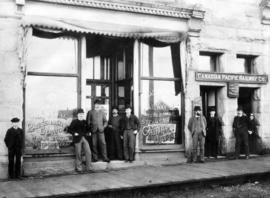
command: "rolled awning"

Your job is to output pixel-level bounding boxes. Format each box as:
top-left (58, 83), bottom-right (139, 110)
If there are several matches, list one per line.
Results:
top-left (22, 16), bottom-right (186, 42)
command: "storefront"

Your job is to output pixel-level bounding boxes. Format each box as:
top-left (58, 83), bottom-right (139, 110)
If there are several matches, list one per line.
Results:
top-left (3, 0), bottom-right (270, 178)
top-left (10, 0), bottom-right (205, 175)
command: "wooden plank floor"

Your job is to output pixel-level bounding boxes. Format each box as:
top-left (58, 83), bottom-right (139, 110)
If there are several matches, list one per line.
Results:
top-left (1, 156), bottom-right (270, 198)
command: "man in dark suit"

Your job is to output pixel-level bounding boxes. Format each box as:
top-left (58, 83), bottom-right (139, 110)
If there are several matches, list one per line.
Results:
top-left (205, 107), bottom-right (224, 158)
top-left (120, 105), bottom-right (140, 163)
top-left (4, 117), bottom-right (24, 179)
top-left (107, 106), bottom-right (123, 160)
top-left (233, 106), bottom-right (250, 159)
top-left (68, 109), bottom-right (92, 172)
top-left (86, 100), bottom-right (109, 162)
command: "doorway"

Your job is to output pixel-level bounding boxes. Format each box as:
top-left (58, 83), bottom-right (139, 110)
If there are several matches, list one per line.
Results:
top-left (200, 86), bottom-right (219, 117)
top-left (84, 36), bottom-right (134, 116)
top-left (238, 87), bottom-right (260, 154)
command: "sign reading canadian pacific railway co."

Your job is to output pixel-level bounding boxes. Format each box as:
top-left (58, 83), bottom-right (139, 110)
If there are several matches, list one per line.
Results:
top-left (195, 72), bottom-right (268, 84)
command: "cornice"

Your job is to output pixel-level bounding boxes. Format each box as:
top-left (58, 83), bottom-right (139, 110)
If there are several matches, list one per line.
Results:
top-left (26, 0), bottom-right (205, 19)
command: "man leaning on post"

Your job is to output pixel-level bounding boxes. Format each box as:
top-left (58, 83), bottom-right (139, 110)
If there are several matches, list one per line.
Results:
top-left (68, 108), bottom-right (93, 173)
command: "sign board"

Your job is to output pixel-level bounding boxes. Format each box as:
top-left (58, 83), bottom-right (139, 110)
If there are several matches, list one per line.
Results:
top-left (195, 72), bottom-right (268, 84)
top-left (227, 83), bottom-right (239, 98)
top-left (142, 123), bottom-right (176, 144)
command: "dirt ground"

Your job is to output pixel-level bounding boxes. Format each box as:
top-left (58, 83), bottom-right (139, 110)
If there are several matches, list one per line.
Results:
top-left (137, 181), bottom-right (270, 198)
top-left (94, 180), bottom-right (270, 198)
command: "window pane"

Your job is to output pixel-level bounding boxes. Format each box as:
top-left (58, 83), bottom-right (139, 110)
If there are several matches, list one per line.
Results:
top-left (85, 58), bottom-right (94, 79)
top-left (198, 55), bottom-right (213, 71)
top-left (140, 80), bottom-right (182, 145)
top-left (141, 45), bottom-right (174, 78)
top-left (25, 76), bottom-right (77, 154)
top-left (94, 56), bottom-right (101, 79)
top-left (232, 58), bottom-right (246, 73)
top-left (28, 36), bottom-right (78, 73)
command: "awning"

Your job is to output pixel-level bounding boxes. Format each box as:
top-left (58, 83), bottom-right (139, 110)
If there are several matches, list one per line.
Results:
top-left (22, 16), bottom-right (186, 42)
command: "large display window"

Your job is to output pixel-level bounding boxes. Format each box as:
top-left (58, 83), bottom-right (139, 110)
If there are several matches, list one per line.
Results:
top-left (140, 44), bottom-right (182, 145)
top-left (25, 36), bottom-right (79, 154)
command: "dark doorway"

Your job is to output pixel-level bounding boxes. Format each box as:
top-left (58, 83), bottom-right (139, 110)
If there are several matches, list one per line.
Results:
top-left (238, 87), bottom-right (260, 154)
top-left (238, 88), bottom-right (254, 115)
top-left (200, 86), bottom-right (219, 117)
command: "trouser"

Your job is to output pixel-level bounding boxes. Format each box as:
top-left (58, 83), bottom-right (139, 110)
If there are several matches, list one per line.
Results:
top-left (235, 131), bottom-right (249, 158)
top-left (108, 129), bottom-right (123, 160)
top-left (205, 137), bottom-right (218, 157)
top-left (123, 129), bottom-right (136, 161)
top-left (75, 137), bottom-right (92, 171)
top-left (192, 131), bottom-right (205, 162)
top-left (8, 149), bottom-right (21, 178)
top-left (92, 132), bottom-right (109, 161)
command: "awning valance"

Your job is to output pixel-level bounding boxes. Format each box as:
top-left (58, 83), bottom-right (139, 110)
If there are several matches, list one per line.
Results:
top-left (22, 16), bottom-right (186, 42)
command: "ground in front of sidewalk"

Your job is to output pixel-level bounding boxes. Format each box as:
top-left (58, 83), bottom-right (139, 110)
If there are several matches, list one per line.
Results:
top-left (95, 180), bottom-right (270, 198)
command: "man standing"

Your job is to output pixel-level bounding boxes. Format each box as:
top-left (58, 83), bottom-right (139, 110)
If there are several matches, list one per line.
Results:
top-left (68, 109), bottom-right (92, 172)
top-left (233, 107), bottom-right (250, 159)
top-left (205, 107), bottom-right (224, 159)
top-left (121, 105), bottom-right (140, 163)
top-left (107, 106), bottom-right (123, 160)
top-left (4, 118), bottom-right (24, 179)
top-left (86, 100), bottom-right (109, 162)
top-left (187, 106), bottom-right (207, 163)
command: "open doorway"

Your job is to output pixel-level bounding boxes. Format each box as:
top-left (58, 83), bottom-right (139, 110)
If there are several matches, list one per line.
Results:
top-left (85, 36), bottom-right (134, 116)
top-left (200, 86), bottom-right (223, 157)
top-left (238, 87), bottom-right (260, 154)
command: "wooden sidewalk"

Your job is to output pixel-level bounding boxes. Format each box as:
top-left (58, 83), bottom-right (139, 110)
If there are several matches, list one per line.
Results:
top-left (1, 156), bottom-right (270, 198)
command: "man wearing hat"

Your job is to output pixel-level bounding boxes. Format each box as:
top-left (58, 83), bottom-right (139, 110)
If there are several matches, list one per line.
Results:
top-left (205, 107), bottom-right (224, 158)
top-left (4, 117), bottom-right (24, 179)
top-left (68, 109), bottom-right (93, 172)
top-left (233, 106), bottom-right (250, 159)
top-left (86, 100), bottom-right (110, 162)
top-left (187, 106), bottom-right (207, 163)
top-left (120, 105), bottom-right (140, 162)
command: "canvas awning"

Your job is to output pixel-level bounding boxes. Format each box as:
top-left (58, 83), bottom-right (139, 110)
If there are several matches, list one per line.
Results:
top-left (22, 16), bottom-right (186, 42)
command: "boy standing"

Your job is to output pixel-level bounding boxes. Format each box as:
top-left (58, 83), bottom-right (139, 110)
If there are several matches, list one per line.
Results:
top-left (4, 117), bottom-right (24, 179)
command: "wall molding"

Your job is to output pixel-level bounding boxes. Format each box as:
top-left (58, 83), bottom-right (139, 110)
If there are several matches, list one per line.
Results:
top-left (26, 0), bottom-right (204, 19)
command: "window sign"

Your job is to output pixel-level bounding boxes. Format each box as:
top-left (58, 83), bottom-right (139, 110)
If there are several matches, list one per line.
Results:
top-left (25, 76), bottom-right (77, 154)
top-left (140, 80), bottom-right (181, 144)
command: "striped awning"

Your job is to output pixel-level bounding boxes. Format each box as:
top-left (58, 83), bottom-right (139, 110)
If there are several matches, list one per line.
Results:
top-left (22, 16), bottom-right (186, 42)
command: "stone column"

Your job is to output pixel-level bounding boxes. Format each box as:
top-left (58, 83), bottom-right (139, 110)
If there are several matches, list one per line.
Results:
top-left (0, 0), bottom-right (23, 178)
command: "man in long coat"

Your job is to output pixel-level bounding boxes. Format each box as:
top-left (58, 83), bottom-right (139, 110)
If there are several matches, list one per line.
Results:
top-left (188, 106), bottom-right (207, 163)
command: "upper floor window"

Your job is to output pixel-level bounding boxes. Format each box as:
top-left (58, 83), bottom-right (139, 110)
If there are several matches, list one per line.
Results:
top-left (198, 52), bottom-right (220, 72)
top-left (234, 54), bottom-right (256, 74)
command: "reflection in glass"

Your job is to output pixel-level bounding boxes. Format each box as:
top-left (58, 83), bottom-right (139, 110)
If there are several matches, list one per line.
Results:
top-left (140, 80), bottom-right (182, 144)
top-left (28, 36), bottom-right (78, 74)
top-left (25, 76), bottom-right (77, 153)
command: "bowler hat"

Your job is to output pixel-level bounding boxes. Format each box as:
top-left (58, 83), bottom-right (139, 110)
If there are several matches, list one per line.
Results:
top-left (237, 106), bottom-right (243, 111)
top-left (209, 106), bottom-right (216, 112)
top-left (11, 117), bottom-right (20, 123)
top-left (194, 106), bottom-right (201, 111)
top-left (77, 108), bottom-right (84, 114)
